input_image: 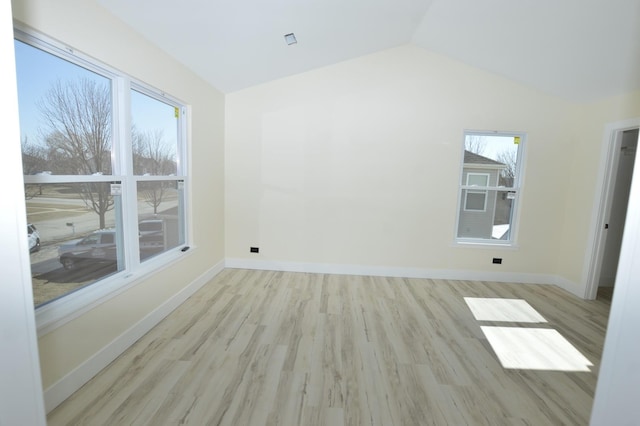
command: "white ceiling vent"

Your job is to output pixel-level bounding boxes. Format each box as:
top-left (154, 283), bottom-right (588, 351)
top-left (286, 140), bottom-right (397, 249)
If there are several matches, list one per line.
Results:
top-left (284, 33), bottom-right (297, 45)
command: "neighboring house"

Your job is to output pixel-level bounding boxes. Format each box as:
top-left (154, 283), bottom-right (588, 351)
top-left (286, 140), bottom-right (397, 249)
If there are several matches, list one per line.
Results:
top-left (458, 150), bottom-right (507, 239)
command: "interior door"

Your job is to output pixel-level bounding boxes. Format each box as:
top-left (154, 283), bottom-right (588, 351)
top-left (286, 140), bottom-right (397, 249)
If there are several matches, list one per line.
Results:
top-left (598, 128), bottom-right (638, 289)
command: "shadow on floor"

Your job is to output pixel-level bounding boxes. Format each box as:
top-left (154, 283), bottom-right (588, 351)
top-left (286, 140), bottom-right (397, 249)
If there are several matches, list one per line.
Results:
top-left (597, 286), bottom-right (614, 302)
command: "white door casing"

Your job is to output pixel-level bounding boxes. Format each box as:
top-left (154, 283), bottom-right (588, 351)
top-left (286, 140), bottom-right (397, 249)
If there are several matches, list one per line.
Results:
top-left (0, 3), bottom-right (47, 424)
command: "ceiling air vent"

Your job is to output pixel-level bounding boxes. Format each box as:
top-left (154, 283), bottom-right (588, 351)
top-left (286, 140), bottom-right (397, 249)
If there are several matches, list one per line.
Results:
top-left (284, 33), bottom-right (297, 45)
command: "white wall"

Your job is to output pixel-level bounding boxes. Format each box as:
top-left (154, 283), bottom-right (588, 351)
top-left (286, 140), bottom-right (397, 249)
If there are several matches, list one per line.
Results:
top-left (556, 91), bottom-right (640, 290)
top-left (591, 128), bottom-right (640, 424)
top-left (226, 46), bottom-right (580, 287)
top-left (225, 48), bottom-right (640, 423)
top-left (0, 1), bottom-right (46, 423)
top-left (11, 0), bottom-right (225, 410)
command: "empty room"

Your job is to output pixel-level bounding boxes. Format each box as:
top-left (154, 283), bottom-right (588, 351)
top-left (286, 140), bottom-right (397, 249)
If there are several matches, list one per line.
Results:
top-left (2, 0), bottom-right (640, 425)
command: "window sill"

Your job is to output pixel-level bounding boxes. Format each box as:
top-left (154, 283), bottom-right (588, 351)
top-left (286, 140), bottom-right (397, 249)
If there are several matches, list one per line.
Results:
top-left (35, 245), bottom-right (195, 337)
top-left (452, 240), bottom-right (520, 250)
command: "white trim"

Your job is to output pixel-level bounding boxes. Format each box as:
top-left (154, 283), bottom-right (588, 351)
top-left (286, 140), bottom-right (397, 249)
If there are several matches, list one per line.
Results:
top-left (461, 163), bottom-right (505, 171)
top-left (453, 240), bottom-right (518, 248)
top-left (451, 241), bottom-right (519, 249)
top-left (43, 259), bottom-right (225, 413)
top-left (1, 8), bottom-right (46, 423)
top-left (225, 258), bottom-right (582, 297)
top-left (550, 275), bottom-right (583, 298)
top-left (583, 118), bottom-right (640, 299)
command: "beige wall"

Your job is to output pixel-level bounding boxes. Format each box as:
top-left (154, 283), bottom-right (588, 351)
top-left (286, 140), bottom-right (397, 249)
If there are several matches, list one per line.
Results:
top-left (12, 0), bottom-right (225, 389)
top-left (225, 45), bottom-right (639, 292)
top-left (558, 91), bottom-right (640, 285)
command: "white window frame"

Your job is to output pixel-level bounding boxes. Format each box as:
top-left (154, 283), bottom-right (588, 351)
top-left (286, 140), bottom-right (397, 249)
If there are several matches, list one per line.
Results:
top-left (455, 130), bottom-right (526, 246)
top-left (464, 173), bottom-right (490, 212)
top-left (15, 27), bottom-right (192, 335)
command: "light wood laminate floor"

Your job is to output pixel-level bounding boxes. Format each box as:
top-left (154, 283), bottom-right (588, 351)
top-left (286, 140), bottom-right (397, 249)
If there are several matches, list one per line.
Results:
top-left (48, 269), bottom-right (611, 425)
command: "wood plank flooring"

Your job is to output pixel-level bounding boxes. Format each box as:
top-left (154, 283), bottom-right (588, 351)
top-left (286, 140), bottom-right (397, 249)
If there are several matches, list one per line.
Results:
top-left (47, 269), bottom-right (611, 425)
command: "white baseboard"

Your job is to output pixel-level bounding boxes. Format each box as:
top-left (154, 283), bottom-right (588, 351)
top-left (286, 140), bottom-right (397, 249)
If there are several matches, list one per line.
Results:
top-left (551, 275), bottom-right (584, 298)
top-left (43, 259), bottom-right (225, 413)
top-left (225, 258), bottom-right (582, 296)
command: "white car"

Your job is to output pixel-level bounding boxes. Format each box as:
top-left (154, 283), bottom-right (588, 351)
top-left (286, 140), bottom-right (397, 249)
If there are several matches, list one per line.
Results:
top-left (58, 229), bottom-right (117, 270)
top-left (28, 223), bottom-right (40, 253)
top-left (138, 219), bottom-right (165, 253)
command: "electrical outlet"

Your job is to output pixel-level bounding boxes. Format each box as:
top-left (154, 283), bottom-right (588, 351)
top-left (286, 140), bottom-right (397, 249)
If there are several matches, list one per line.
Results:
top-left (250, 247), bottom-right (259, 253)
top-left (492, 257), bottom-right (502, 264)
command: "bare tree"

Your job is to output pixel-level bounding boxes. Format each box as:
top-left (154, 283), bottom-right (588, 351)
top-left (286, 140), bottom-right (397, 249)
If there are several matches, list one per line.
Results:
top-left (465, 135), bottom-right (487, 155)
top-left (21, 135), bottom-right (48, 174)
top-left (133, 128), bottom-right (176, 214)
top-left (496, 149), bottom-right (516, 186)
top-left (133, 128), bottom-right (175, 175)
top-left (21, 136), bottom-right (49, 199)
top-left (38, 78), bottom-right (114, 228)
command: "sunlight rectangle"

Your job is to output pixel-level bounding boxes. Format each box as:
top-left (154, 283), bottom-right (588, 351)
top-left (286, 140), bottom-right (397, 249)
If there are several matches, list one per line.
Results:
top-left (481, 326), bottom-right (593, 371)
top-left (464, 297), bottom-right (547, 323)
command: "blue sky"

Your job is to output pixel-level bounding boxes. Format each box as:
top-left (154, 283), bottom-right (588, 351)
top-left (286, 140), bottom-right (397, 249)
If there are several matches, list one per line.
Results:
top-left (14, 39), bottom-right (177, 157)
top-left (14, 39), bottom-right (100, 144)
top-left (466, 134), bottom-right (519, 162)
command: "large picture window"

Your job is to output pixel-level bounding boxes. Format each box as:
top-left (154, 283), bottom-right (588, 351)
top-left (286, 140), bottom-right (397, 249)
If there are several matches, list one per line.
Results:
top-left (15, 30), bottom-right (189, 312)
top-left (456, 132), bottom-right (525, 244)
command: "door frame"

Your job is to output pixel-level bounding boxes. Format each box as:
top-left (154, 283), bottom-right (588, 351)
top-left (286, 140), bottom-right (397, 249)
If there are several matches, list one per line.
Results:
top-left (583, 118), bottom-right (640, 300)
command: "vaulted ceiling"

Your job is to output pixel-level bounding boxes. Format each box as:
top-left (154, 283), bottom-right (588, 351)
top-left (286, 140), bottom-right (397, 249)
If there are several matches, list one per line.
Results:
top-left (99, 0), bottom-right (640, 102)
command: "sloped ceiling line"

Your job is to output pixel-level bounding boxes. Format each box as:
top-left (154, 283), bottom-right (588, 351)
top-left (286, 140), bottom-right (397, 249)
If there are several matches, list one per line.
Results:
top-left (99, 0), bottom-right (640, 101)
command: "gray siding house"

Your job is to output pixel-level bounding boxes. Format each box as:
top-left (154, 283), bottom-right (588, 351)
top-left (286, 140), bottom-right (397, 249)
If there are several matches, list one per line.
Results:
top-left (458, 150), bottom-right (507, 239)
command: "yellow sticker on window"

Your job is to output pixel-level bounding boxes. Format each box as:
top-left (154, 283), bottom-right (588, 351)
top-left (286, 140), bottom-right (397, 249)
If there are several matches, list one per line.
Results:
top-left (174, 107), bottom-right (179, 118)
top-left (514, 136), bottom-right (520, 144)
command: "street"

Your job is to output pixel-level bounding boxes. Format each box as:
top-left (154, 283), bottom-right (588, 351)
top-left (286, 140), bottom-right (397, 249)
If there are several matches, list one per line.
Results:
top-left (26, 193), bottom-right (178, 306)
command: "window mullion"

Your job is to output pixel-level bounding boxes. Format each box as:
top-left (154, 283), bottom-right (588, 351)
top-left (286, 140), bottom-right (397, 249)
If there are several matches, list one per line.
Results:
top-left (113, 77), bottom-right (140, 270)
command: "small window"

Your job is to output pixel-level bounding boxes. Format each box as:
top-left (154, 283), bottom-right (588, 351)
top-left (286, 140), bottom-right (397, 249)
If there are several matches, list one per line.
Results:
top-left (456, 132), bottom-right (525, 244)
top-left (464, 173), bottom-right (490, 211)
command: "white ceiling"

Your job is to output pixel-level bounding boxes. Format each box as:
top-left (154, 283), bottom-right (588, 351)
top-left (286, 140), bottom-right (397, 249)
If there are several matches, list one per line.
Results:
top-left (99, 0), bottom-right (640, 102)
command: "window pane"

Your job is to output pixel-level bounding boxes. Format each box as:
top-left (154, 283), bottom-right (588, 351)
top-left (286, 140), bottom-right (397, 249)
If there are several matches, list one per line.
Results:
top-left (15, 40), bottom-right (113, 176)
top-left (458, 190), bottom-right (515, 239)
top-left (26, 182), bottom-right (124, 307)
top-left (467, 173), bottom-right (489, 186)
top-left (464, 135), bottom-right (520, 186)
top-left (137, 180), bottom-right (185, 261)
top-left (131, 90), bottom-right (178, 176)
top-left (465, 191), bottom-right (487, 211)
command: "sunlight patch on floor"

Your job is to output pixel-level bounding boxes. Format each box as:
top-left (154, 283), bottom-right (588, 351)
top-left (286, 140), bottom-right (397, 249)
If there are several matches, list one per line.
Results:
top-left (464, 297), bottom-right (547, 323)
top-left (481, 327), bottom-right (593, 371)
top-left (464, 297), bottom-right (593, 371)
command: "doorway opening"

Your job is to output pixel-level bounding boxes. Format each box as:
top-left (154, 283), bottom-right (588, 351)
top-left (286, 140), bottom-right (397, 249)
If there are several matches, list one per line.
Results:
top-left (585, 121), bottom-right (640, 300)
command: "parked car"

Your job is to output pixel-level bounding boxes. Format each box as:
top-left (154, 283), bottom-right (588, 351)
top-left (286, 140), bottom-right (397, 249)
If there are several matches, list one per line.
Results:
top-left (138, 218), bottom-right (164, 237)
top-left (28, 223), bottom-right (40, 253)
top-left (58, 229), bottom-right (117, 270)
top-left (138, 219), bottom-right (165, 251)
